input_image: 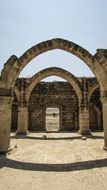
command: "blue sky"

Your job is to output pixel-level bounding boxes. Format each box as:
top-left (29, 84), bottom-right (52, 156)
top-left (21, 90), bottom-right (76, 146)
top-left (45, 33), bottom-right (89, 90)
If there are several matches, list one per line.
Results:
top-left (0, 0), bottom-right (107, 80)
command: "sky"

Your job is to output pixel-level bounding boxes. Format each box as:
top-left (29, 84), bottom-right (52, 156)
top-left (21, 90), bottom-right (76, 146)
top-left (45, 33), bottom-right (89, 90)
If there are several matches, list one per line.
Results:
top-left (0, 0), bottom-right (107, 81)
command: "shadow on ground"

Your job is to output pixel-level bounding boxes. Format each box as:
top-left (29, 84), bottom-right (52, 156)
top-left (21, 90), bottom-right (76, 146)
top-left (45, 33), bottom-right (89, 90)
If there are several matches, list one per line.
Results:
top-left (0, 156), bottom-right (107, 172)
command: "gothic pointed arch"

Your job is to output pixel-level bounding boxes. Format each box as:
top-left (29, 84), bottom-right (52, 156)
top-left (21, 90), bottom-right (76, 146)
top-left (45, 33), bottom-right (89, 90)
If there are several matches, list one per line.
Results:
top-left (25, 67), bottom-right (82, 103)
top-left (1, 38), bottom-right (107, 93)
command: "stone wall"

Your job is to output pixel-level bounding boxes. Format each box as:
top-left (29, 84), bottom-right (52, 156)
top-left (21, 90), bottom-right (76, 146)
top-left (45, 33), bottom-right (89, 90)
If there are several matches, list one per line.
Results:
top-left (11, 78), bottom-right (103, 132)
top-left (89, 88), bottom-right (103, 130)
top-left (28, 82), bottom-right (79, 131)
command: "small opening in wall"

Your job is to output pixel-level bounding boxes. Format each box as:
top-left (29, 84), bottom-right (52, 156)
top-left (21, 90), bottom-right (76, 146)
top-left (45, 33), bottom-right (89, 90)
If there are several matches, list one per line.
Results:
top-left (45, 107), bottom-right (60, 132)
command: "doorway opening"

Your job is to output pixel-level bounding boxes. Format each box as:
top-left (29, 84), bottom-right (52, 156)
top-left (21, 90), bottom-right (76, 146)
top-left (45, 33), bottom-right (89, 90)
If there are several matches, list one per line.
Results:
top-left (45, 107), bottom-right (60, 132)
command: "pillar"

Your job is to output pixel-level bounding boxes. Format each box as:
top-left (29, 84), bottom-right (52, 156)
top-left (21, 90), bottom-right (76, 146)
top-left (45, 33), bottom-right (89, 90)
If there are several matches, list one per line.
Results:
top-left (101, 97), bottom-right (107, 150)
top-left (78, 104), bottom-right (91, 135)
top-left (0, 96), bottom-right (13, 153)
top-left (16, 78), bottom-right (29, 135)
top-left (16, 104), bottom-right (29, 135)
top-left (16, 105), bottom-right (28, 135)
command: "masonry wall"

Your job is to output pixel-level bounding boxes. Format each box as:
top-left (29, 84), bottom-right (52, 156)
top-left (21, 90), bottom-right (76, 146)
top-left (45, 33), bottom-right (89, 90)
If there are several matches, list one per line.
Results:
top-left (11, 79), bottom-right (103, 132)
top-left (28, 82), bottom-right (79, 131)
top-left (11, 94), bottom-right (18, 131)
top-left (89, 88), bottom-right (103, 130)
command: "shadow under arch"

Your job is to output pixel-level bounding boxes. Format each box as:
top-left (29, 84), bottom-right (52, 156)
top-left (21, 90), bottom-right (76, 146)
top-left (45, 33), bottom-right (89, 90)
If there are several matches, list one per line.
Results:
top-left (25, 67), bottom-right (82, 103)
top-left (0, 157), bottom-right (107, 172)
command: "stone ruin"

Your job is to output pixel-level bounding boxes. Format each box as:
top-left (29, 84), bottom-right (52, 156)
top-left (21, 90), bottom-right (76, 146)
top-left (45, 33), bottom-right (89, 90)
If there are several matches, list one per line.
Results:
top-left (0, 38), bottom-right (107, 152)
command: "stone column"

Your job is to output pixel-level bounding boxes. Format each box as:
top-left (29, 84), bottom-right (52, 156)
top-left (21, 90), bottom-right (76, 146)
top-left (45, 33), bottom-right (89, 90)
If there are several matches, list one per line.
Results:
top-left (16, 78), bottom-right (29, 135)
top-left (0, 96), bottom-right (13, 153)
top-left (78, 104), bottom-right (91, 135)
top-left (101, 97), bottom-right (107, 150)
top-left (16, 103), bottom-right (29, 135)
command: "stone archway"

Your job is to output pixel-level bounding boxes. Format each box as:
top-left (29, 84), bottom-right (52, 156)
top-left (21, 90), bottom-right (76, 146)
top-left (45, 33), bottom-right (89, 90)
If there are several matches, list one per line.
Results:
top-left (0, 38), bottom-right (107, 152)
top-left (25, 67), bottom-right (82, 103)
top-left (1, 38), bottom-right (107, 91)
top-left (16, 67), bottom-right (83, 134)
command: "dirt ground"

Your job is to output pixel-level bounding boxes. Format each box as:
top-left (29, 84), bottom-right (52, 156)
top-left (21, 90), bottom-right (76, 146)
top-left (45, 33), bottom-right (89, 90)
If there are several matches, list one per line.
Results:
top-left (0, 132), bottom-right (107, 190)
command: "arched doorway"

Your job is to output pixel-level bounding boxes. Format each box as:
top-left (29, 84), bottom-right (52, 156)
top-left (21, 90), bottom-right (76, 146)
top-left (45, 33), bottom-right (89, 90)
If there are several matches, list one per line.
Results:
top-left (22, 67), bottom-right (81, 133)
